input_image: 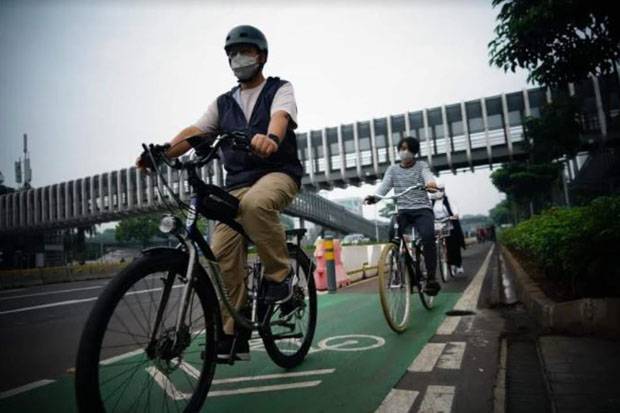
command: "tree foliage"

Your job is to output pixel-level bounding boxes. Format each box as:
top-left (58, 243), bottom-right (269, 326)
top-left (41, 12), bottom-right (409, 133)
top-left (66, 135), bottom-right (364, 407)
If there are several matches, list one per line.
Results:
top-left (491, 162), bottom-right (562, 205)
top-left (115, 215), bottom-right (162, 246)
top-left (489, 200), bottom-right (513, 226)
top-left (489, 0), bottom-right (620, 86)
top-left (524, 96), bottom-right (581, 162)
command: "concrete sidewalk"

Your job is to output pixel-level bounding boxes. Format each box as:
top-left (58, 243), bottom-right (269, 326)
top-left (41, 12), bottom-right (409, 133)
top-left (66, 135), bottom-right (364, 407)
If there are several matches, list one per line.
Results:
top-left (538, 335), bottom-right (620, 413)
top-left (499, 245), bottom-right (620, 413)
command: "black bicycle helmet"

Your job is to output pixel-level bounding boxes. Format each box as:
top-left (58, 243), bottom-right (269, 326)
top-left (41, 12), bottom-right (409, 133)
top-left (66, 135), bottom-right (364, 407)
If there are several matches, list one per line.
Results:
top-left (224, 25), bottom-right (268, 57)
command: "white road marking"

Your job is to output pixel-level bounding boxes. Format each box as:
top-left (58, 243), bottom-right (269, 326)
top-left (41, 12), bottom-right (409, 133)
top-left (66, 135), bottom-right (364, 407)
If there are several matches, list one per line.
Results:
top-left (211, 369), bottom-right (335, 384)
top-left (408, 343), bottom-right (446, 372)
top-left (418, 385), bottom-right (455, 413)
top-left (0, 285), bottom-right (103, 301)
top-left (146, 367), bottom-right (189, 400)
top-left (452, 245), bottom-right (495, 312)
top-left (0, 285), bottom-right (183, 315)
top-left (0, 379), bottom-right (55, 400)
top-left (436, 316), bottom-right (460, 336)
top-left (0, 297), bottom-right (99, 315)
top-left (376, 389), bottom-right (419, 413)
top-left (208, 381), bottom-right (322, 397)
top-left (147, 365), bottom-right (323, 399)
top-left (100, 349), bottom-right (145, 365)
top-left (436, 342), bottom-right (466, 370)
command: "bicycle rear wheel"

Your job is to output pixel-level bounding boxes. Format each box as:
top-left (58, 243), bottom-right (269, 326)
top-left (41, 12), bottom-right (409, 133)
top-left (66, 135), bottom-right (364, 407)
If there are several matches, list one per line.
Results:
top-left (75, 250), bottom-right (219, 413)
top-left (378, 242), bottom-right (411, 333)
top-left (415, 246), bottom-right (434, 310)
top-left (260, 244), bottom-right (317, 368)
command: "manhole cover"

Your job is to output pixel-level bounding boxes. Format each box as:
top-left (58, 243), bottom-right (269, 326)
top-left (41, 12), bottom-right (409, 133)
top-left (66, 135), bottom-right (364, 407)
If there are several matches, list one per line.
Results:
top-left (445, 310), bottom-right (476, 316)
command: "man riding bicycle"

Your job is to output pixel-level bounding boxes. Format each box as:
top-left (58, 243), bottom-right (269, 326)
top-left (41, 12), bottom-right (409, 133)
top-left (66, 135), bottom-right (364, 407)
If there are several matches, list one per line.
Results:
top-left (365, 137), bottom-right (441, 296)
top-left (136, 25), bottom-right (302, 361)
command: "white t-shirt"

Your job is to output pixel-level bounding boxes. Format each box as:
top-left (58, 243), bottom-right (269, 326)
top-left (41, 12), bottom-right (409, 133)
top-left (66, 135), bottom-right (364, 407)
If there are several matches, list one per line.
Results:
top-left (432, 196), bottom-right (459, 220)
top-left (193, 79), bottom-right (298, 134)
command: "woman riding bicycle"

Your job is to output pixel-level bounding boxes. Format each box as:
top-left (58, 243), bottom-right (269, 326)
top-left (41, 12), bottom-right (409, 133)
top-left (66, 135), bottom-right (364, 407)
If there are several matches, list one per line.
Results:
top-left (136, 25), bottom-right (302, 361)
top-left (431, 179), bottom-right (466, 276)
top-left (365, 137), bottom-right (441, 296)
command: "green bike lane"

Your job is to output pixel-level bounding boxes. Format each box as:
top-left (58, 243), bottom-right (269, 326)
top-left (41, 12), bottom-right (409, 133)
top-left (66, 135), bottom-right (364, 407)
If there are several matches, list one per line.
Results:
top-left (0, 289), bottom-right (460, 413)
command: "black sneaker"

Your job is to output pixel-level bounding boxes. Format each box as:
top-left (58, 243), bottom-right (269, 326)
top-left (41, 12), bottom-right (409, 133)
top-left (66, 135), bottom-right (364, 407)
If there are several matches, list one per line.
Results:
top-left (424, 279), bottom-right (441, 296)
top-left (262, 270), bottom-right (294, 303)
top-left (216, 334), bottom-right (250, 362)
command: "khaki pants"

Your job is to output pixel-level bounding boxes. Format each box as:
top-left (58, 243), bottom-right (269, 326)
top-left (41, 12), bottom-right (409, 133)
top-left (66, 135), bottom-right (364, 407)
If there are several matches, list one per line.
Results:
top-left (211, 172), bottom-right (298, 335)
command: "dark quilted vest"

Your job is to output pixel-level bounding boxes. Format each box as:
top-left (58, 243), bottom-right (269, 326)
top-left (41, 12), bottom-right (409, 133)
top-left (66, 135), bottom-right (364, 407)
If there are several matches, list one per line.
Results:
top-left (216, 77), bottom-right (303, 190)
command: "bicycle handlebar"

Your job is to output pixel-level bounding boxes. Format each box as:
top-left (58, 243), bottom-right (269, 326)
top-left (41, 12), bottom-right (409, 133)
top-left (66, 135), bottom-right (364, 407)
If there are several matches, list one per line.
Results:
top-left (373, 184), bottom-right (424, 201)
top-left (143, 131), bottom-right (250, 172)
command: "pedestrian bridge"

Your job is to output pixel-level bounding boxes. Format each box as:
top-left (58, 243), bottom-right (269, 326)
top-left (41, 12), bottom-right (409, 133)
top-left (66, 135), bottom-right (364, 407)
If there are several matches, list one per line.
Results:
top-left (0, 73), bottom-right (618, 238)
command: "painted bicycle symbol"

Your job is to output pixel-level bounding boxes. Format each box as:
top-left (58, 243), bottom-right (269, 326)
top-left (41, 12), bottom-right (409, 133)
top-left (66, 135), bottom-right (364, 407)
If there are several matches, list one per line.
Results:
top-left (250, 334), bottom-right (386, 353)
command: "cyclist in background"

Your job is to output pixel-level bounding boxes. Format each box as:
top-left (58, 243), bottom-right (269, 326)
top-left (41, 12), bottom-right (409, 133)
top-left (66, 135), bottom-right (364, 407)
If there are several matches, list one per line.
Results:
top-left (431, 180), bottom-right (466, 275)
top-left (365, 137), bottom-right (440, 295)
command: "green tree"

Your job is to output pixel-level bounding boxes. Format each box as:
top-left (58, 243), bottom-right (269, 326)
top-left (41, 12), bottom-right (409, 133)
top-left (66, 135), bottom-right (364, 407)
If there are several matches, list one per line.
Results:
top-left (489, 0), bottom-right (620, 87)
top-left (524, 96), bottom-right (581, 163)
top-left (115, 215), bottom-right (162, 247)
top-left (489, 200), bottom-right (513, 226)
top-left (491, 162), bottom-right (562, 216)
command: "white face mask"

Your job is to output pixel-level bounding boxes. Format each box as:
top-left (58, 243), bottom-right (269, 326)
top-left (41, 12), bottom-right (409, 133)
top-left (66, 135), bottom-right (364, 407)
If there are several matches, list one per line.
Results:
top-left (229, 53), bottom-right (260, 82)
top-left (399, 150), bottom-right (414, 162)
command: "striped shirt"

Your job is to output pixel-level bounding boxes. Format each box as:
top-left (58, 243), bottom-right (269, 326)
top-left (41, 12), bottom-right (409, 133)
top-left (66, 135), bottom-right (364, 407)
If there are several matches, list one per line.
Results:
top-left (375, 161), bottom-right (435, 210)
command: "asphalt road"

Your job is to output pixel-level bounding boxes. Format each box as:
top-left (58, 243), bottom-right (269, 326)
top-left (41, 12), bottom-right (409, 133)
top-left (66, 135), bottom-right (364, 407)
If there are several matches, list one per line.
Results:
top-left (0, 242), bottom-right (497, 412)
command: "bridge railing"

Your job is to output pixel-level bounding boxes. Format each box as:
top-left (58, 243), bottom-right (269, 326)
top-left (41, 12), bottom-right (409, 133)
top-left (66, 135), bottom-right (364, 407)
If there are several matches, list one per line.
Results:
top-left (1, 73), bottom-right (618, 234)
top-left (296, 73), bottom-right (619, 188)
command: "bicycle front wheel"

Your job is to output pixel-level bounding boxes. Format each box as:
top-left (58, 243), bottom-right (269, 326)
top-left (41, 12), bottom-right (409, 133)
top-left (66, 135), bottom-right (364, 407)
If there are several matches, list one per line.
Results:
top-left (378, 242), bottom-right (411, 333)
top-left (437, 240), bottom-right (450, 283)
top-left (75, 250), bottom-right (219, 413)
top-left (415, 246), bottom-right (434, 310)
top-left (260, 243), bottom-right (317, 368)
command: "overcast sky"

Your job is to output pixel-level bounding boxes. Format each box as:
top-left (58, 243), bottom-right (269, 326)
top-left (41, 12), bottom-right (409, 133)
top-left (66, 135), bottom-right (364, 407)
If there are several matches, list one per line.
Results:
top-left (0, 0), bottom-right (530, 218)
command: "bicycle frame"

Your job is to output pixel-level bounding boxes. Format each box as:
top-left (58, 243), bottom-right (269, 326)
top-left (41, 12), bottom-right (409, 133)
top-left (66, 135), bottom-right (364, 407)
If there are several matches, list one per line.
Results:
top-left (143, 135), bottom-right (264, 339)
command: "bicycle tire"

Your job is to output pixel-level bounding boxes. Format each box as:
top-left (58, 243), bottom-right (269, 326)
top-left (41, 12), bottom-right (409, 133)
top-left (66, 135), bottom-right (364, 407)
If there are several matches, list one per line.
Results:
top-left (260, 243), bottom-right (317, 368)
top-left (75, 249), bottom-right (219, 413)
top-left (437, 240), bottom-right (450, 283)
top-left (415, 246), bottom-right (434, 310)
top-left (377, 242), bottom-right (411, 333)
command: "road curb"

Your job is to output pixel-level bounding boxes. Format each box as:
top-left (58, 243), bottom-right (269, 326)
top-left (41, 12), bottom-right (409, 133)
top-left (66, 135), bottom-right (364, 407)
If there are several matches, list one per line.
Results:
top-left (501, 245), bottom-right (620, 337)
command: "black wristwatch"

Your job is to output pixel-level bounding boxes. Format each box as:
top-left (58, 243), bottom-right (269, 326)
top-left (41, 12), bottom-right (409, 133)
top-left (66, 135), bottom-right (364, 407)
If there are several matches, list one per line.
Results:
top-left (267, 133), bottom-right (281, 146)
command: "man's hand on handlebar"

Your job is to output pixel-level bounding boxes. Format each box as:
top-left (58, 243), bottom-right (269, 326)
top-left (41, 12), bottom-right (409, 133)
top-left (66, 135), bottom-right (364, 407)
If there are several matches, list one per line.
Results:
top-left (364, 195), bottom-right (379, 205)
top-left (250, 133), bottom-right (278, 158)
top-left (136, 143), bottom-right (170, 172)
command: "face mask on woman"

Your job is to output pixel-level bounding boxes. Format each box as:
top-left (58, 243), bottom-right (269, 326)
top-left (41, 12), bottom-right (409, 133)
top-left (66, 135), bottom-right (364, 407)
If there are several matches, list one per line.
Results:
top-left (229, 53), bottom-right (260, 82)
top-left (399, 150), bottom-right (414, 162)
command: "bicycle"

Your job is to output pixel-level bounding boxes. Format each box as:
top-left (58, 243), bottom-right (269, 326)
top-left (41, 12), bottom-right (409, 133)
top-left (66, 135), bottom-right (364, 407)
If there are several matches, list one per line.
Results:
top-left (374, 186), bottom-right (436, 333)
top-left (435, 217), bottom-right (454, 283)
top-left (75, 132), bottom-right (317, 412)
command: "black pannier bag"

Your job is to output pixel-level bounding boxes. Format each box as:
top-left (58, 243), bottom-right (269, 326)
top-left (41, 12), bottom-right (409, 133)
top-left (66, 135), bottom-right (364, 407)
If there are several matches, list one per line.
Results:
top-left (197, 183), bottom-right (240, 226)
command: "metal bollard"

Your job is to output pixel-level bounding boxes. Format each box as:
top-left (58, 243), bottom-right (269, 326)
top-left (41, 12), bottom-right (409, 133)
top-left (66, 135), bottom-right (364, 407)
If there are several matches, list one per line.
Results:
top-left (324, 236), bottom-right (337, 293)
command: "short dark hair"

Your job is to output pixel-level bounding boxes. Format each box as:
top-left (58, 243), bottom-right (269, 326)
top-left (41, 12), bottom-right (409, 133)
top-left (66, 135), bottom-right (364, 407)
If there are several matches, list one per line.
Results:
top-left (396, 137), bottom-right (420, 155)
